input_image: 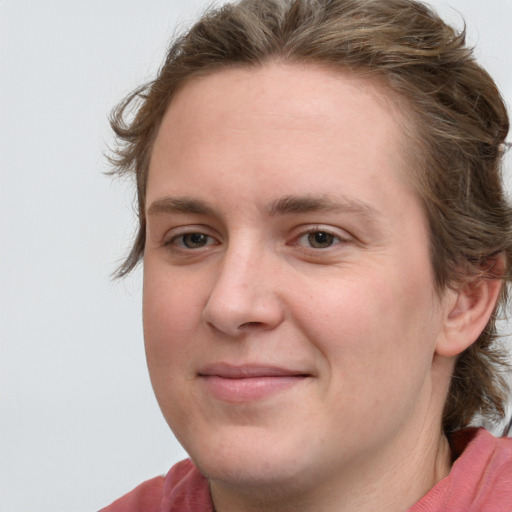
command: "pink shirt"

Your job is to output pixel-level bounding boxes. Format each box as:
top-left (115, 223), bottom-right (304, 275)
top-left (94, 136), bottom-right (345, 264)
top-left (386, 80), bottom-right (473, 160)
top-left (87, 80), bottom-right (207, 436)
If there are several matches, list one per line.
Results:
top-left (99, 428), bottom-right (511, 512)
top-left (409, 428), bottom-right (512, 511)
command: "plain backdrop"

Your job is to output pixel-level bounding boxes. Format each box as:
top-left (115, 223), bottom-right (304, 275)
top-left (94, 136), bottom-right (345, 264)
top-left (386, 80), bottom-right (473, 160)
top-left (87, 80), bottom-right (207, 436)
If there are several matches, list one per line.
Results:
top-left (1, 1), bottom-right (511, 511)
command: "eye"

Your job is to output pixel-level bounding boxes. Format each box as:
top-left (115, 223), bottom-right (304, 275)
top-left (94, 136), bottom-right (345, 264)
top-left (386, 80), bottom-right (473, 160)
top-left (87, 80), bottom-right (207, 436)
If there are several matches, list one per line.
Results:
top-left (297, 230), bottom-right (343, 249)
top-left (168, 232), bottom-right (216, 249)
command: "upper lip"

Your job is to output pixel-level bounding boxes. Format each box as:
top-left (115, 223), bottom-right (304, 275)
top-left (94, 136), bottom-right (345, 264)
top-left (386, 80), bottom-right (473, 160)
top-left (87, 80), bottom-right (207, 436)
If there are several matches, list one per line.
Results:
top-left (198, 363), bottom-right (310, 378)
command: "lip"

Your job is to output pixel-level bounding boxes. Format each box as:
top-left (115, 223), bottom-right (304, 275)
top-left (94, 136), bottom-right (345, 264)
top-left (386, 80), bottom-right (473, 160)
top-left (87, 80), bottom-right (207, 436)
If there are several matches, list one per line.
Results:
top-left (198, 364), bottom-right (310, 402)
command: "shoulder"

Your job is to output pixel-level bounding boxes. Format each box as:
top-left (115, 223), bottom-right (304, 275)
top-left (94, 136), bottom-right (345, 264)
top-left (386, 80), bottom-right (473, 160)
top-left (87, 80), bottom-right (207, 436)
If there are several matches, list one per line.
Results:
top-left (98, 475), bottom-right (165, 512)
top-left (99, 459), bottom-right (213, 512)
top-left (410, 428), bottom-right (512, 512)
top-left (450, 428), bottom-right (512, 482)
top-left (451, 428), bottom-right (512, 508)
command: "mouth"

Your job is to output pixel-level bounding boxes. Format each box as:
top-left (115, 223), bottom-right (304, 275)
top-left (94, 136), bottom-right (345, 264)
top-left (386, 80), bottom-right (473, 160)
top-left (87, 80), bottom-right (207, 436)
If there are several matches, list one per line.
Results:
top-left (197, 364), bottom-right (311, 402)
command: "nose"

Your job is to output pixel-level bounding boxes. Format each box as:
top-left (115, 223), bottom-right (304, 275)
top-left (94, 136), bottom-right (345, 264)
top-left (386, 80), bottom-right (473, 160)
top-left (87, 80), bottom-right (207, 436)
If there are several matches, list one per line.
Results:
top-left (202, 247), bottom-right (285, 337)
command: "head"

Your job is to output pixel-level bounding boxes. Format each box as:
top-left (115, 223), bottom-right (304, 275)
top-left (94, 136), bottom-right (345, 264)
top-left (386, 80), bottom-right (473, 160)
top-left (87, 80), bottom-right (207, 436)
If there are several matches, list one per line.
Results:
top-left (110, 0), bottom-right (511, 437)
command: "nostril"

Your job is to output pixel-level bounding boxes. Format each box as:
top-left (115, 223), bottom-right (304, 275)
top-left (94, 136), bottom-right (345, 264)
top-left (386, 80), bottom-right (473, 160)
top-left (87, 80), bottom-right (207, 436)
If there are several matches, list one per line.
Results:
top-left (239, 321), bottom-right (266, 329)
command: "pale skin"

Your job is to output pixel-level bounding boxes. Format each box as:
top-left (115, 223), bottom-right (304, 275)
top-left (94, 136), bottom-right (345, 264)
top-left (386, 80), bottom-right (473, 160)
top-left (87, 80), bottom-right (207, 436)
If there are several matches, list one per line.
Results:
top-left (142, 62), bottom-right (501, 512)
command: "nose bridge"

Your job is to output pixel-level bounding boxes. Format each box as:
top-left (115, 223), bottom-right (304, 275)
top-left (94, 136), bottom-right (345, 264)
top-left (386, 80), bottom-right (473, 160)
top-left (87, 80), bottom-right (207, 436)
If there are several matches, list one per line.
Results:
top-left (202, 235), bottom-right (283, 336)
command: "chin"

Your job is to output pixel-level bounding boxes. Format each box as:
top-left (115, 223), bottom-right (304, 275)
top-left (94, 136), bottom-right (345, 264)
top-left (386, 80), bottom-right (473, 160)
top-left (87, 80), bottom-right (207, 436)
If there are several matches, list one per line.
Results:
top-left (184, 426), bottom-right (318, 488)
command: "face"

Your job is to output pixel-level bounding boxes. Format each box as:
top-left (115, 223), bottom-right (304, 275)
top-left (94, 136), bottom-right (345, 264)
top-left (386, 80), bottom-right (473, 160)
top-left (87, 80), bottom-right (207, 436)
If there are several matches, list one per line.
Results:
top-left (143, 63), bottom-right (451, 496)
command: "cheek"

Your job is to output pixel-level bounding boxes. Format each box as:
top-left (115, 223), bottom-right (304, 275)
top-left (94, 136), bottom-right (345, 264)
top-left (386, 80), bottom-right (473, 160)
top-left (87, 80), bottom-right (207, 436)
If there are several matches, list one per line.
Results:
top-left (294, 267), bottom-right (439, 384)
top-left (142, 264), bottom-right (208, 429)
top-left (142, 262), bottom-right (203, 373)
top-left (306, 273), bottom-right (441, 434)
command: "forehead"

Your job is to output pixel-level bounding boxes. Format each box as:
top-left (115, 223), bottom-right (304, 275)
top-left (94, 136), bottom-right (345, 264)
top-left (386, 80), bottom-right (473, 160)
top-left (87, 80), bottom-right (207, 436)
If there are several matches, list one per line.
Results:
top-left (148, 62), bottom-right (415, 208)
top-left (156, 62), bottom-right (407, 143)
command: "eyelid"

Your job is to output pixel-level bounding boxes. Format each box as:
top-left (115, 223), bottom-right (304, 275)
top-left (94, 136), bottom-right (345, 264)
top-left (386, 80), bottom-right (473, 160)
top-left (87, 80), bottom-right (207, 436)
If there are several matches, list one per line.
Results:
top-left (169, 234), bottom-right (217, 249)
top-left (162, 225), bottom-right (220, 248)
top-left (291, 224), bottom-right (352, 248)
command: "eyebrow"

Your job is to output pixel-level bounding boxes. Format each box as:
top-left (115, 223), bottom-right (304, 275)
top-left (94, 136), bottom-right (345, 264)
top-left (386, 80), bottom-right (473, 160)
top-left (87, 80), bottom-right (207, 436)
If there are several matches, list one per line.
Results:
top-left (147, 197), bottom-right (215, 217)
top-left (146, 194), bottom-right (379, 222)
top-left (270, 195), bottom-right (379, 221)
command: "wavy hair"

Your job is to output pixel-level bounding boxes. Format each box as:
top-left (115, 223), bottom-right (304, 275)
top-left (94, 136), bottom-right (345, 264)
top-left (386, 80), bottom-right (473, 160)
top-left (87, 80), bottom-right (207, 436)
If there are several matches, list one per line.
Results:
top-left (109, 0), bottom-right (512, 433)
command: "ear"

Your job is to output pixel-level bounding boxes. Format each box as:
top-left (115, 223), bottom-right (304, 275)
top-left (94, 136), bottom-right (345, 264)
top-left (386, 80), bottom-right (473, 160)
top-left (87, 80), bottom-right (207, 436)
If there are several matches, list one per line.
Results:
top-left (435, 258), bottom-right (504, 358)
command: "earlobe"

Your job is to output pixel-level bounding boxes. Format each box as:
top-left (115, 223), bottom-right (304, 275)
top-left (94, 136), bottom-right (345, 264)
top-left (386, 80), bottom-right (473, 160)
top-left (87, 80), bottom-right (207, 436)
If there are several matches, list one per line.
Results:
top-left (435, 273), bottom-right (503, 358)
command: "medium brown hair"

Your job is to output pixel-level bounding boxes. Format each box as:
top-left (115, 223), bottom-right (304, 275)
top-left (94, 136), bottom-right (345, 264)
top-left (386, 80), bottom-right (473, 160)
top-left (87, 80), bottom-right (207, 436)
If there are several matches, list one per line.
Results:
top-left (109, 0), bottom-right (512, 433)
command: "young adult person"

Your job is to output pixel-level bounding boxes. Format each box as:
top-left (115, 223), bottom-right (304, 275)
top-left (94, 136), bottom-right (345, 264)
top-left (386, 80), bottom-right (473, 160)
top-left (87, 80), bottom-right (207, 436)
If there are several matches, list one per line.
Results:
top-left (100, 0), bottom-right (512, 510)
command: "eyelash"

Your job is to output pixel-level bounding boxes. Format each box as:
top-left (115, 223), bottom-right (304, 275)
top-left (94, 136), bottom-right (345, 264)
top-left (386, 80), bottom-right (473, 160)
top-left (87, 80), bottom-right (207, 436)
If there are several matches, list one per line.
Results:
top-left (164, 231), bottom-right (218, 250)
top-left (293, 227), bottom-right (348, 250)
top-left (163, 226), bottom-right (349, 253)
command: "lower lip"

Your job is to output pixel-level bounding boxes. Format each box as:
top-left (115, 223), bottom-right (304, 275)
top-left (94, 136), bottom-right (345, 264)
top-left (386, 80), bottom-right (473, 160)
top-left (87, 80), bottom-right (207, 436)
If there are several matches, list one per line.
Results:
top-left (199, 375), bottom-right (307, 402)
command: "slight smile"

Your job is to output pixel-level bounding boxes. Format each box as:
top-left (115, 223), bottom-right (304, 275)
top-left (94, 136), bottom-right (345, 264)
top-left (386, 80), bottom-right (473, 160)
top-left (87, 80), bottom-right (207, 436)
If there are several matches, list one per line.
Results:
top-left (198, 364), bottom-right (311, 402)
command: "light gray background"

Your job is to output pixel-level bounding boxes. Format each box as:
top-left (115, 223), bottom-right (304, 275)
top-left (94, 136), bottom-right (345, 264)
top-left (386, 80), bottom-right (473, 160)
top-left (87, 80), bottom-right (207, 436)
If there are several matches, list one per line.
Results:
top-left (1, 1), bottom-right (511, 511)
